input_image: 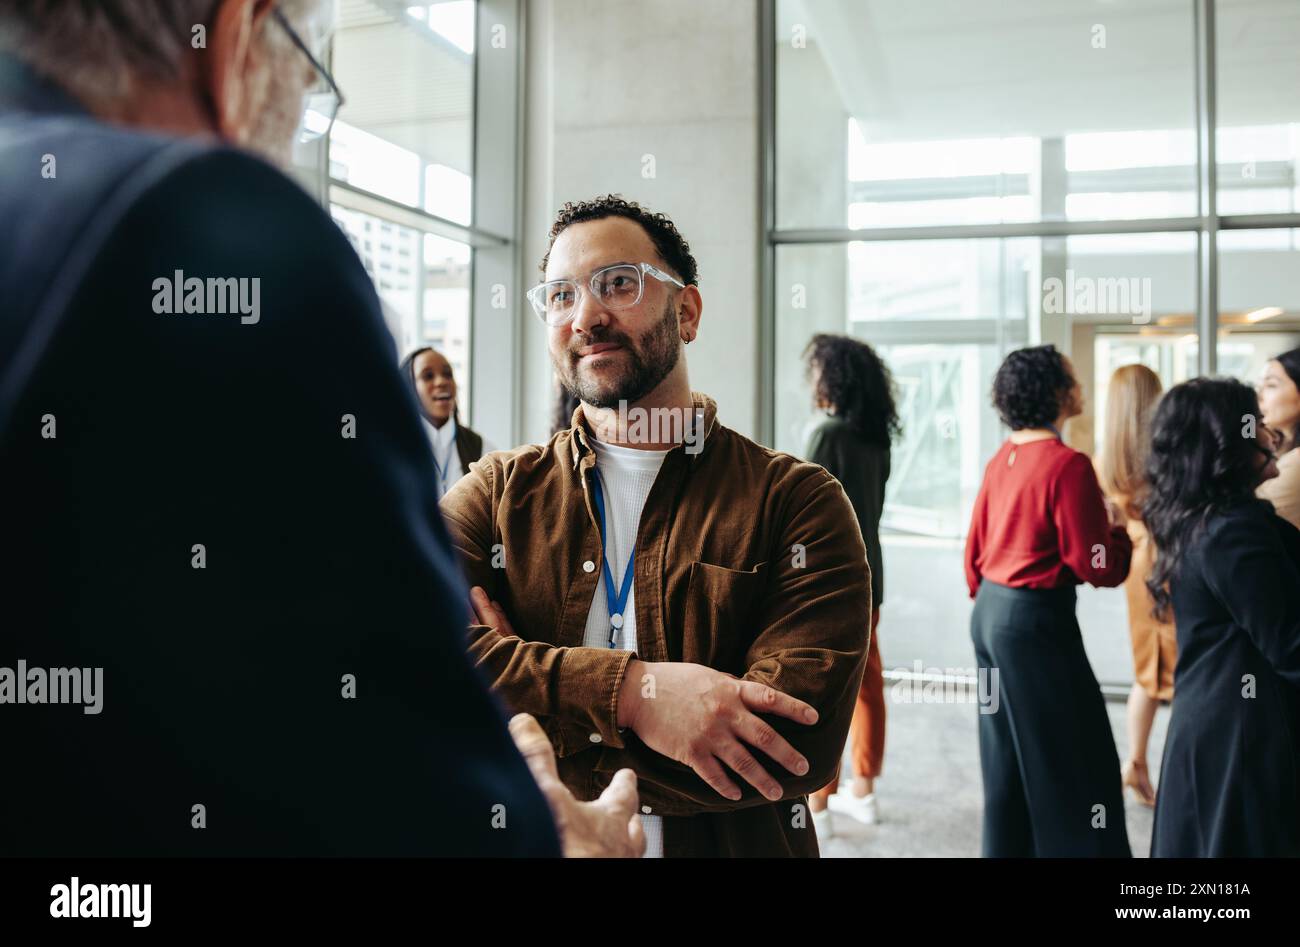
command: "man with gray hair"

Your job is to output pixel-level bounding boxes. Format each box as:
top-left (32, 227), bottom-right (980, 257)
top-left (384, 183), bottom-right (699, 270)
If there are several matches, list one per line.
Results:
top-left (0, 0), bottom-right (639, 857)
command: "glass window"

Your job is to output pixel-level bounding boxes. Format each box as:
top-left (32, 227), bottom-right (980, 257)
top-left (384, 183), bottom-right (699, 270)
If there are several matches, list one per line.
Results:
top-left (423, 234), bottom-right (473, 407)
top-left (329, 207), bottom-right (473, 415)
top-left (1215, 0), bottom-right (1300, 216)
top-left (329, 1), bottom-right (474, 219)
top-left (776, 233), bottom-right (1194, 535)
top-left (874, 343), bottom-right (1000, 538)
top-left (316, 0), bottom-right (496, 419)
top-left (775, 238), bottom-right (1028, 534)
top-left (1216, 229), bottom-right (1300, 385)
top-left (775, 0), bottom-right (1198, 231)
top-left (767, 2), bottom-right (1296, 692)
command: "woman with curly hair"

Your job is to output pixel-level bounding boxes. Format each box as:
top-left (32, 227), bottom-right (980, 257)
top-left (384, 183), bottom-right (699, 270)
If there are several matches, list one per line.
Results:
top-left (800, 334), bottom-right (899, 840)
top-left (1145, 378), bottom-right (1300, 857)
top-left (965, 344), bottom-right (1133, 856)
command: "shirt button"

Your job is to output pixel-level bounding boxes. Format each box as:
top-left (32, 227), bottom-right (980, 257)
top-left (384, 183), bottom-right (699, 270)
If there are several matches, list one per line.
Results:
top-left (589, 733), bottom-right (602, 743)
top-left (582, 560), bottom-right (596, 573)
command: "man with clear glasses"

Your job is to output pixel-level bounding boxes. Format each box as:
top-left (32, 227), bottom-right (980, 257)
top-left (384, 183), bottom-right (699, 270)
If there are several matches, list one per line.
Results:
top-left (442, 195), bottom-right (873, 857)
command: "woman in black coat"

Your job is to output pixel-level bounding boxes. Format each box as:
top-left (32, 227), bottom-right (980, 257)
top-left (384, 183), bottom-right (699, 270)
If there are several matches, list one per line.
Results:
top-left (1145, 378), bottom-right (1300, 856)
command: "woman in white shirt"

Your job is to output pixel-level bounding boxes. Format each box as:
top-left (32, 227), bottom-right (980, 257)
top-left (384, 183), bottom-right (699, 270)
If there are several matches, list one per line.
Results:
top-left (401, 347), bottom-right (490, 499)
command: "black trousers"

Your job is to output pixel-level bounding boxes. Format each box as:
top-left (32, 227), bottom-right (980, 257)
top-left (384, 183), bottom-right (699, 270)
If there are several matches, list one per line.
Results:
top-left (971, 581), bottom-right (1131, 857)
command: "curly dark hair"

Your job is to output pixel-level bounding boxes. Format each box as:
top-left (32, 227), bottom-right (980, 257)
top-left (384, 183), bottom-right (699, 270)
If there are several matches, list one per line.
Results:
top-left (540, 195), bottom-right (698, 285)
top-left (1142, 378), bottom-right (1269, 621)
top-left (804, 334), bottom-right (900, 447)
top-left (991, 344), bottom-right (1075, 430)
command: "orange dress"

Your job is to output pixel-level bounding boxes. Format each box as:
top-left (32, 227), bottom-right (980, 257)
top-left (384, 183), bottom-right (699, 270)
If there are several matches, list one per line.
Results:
top-left (1121, 513), bottom-right (1177, 701)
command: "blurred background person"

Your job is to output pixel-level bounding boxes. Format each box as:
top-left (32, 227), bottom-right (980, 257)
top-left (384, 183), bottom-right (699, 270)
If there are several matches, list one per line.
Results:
top-left (401, 346), bottom-right (490, 499)
top-left (801, 333), bottom-right (897, 838)
top-left (1098, 365), bottom-right (1173, 808)
top-left (965, 344), bottom-right (1133, 857)
top-left (1257, 347), bottom-right (1300, 529)
top-left (1145, 378), bottom-right (1300, 857)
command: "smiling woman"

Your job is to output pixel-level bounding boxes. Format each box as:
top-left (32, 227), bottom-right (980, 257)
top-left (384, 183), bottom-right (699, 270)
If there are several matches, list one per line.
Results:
top-left (1257, 348), bottom-right (1300, 529)
top-left (400, 346), bottom-right (491, 499)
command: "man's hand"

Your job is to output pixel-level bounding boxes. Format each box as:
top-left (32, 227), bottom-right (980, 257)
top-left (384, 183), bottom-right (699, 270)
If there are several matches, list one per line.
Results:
top-left (470, 586), bottom-right (515, 636)
top-left (508, 713), bottom-right (645, 858)
top-left (617, 659), bottom-right (818, 802)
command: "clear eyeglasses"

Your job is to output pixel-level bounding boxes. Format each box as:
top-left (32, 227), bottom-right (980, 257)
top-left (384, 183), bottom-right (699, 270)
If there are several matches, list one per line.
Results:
top-left (526, 262), bottom-right (686, 326)
top-left (273, 7), bottom-right (345, 143)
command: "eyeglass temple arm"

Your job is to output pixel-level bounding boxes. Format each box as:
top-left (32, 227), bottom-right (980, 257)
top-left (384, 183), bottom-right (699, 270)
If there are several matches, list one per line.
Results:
top-left (273, 7), bottom-right (346, 108)
top-left (641, 263), bottom-right (686, 288)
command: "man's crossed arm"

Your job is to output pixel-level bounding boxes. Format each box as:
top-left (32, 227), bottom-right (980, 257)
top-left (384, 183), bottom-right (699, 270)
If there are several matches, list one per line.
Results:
top-left (443, 458), bottom-right (872, 815)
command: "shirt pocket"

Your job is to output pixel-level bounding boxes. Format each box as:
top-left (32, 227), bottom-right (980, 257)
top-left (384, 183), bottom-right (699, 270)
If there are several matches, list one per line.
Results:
top-left (678, 560), bottom-right (768, 672)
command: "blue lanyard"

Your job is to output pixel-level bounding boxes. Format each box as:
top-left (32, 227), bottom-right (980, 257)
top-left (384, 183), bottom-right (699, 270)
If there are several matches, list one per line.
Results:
top-left (590, 471), bottom-right (636, 649)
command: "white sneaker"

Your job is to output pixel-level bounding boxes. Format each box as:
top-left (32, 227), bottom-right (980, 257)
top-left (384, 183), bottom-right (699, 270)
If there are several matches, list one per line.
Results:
top-left (828, 791), bottom-right (879, 825)
top-left (811, 807), bottom-right (834, 840)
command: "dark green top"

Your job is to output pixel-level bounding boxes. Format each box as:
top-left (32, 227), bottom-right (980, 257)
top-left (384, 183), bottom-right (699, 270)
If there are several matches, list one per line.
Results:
top-left (805, 415), bottom-right (890, 607)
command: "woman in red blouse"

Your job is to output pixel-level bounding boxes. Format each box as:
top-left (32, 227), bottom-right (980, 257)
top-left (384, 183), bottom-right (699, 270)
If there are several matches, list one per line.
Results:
top-left (965, 344), bottom-right (1133, 857)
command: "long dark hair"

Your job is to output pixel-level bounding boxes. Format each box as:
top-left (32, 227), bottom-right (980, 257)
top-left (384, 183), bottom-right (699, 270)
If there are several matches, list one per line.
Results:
top-left (803, 334), bottom-right (900, 447)
top-left (1143, 377), bottom-right (1268, 620)
top-left (400, 346), bottom-right (460, 425)
top-left (1275, 346), bottom-right (1300, 445)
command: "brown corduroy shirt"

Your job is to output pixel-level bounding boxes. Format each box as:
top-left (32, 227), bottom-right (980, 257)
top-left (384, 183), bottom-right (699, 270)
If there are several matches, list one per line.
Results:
top-left (440, 393), bottom-right (872, 857)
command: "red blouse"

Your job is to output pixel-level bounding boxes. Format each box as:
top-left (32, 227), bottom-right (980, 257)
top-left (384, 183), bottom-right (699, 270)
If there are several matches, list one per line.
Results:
top-left (964, 438), bottom-right (1132, 598)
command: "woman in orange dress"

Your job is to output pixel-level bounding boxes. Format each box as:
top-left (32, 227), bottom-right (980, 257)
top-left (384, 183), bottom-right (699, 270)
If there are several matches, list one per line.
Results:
top-left (1098, 364), bottom-right (1175, 806)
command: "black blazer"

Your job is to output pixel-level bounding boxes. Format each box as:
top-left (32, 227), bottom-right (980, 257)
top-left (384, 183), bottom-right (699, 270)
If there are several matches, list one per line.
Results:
top-left (1151, 499), bottom-right (1300, 856)
top-left (804, 415), bottom-right (890, 608)
top-left (0, 59), bottom-right (558, 856)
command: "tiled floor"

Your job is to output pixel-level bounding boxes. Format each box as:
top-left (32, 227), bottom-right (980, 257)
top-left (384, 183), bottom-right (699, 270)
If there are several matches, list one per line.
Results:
top-left (816, 691), bottom-right (1168, 858)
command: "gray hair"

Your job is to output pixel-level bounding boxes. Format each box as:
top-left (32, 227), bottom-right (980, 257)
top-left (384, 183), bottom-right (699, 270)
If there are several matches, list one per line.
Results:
top-left (0, 0), bottom-right (328, 105)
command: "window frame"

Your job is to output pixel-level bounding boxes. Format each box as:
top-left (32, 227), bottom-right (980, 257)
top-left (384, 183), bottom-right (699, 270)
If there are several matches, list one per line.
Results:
top-left (759, 0), bottom-right (1300, 445)
top-left (302, 0), bottom-right (527, 447)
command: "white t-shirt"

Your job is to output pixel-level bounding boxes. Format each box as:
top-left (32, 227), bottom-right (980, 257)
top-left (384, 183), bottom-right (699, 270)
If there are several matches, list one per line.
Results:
top-left (583, 438), bottom-right (670, 857)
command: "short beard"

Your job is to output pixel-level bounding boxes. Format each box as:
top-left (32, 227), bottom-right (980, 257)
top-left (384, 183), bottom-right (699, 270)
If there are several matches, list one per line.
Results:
top-left (245, 68), bottom-right (305, 168)
top-left (241, 30), bottom-right (312, 168)
top-left (557, 300), bottom-right (681, 409)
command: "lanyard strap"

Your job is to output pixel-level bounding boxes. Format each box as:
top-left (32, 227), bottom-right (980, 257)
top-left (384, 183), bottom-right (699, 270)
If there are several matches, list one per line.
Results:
top-left (432, 440), bottom-right (455, 496)
top-left (590, 471), bottom-right (636, 648)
